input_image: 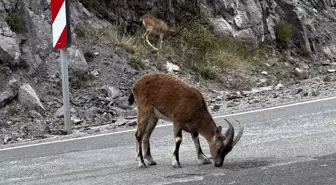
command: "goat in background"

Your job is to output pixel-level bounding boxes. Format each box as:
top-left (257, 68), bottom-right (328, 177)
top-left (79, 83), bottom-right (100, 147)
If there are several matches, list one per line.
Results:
top-left (139, 14), bottom-right (177, 51)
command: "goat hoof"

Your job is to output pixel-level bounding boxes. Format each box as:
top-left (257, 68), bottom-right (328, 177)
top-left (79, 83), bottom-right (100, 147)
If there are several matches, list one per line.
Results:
top-left (146, 159), bottom-right (157, 166)
top-left (138, 163), bottom-right (147, 168)
top-left (144, 156), bottom-right (157, 165)
top-left (201, 159), bottom-right (212, 164)
top-left (147, 161), bottom-right (157, 166)
top-left (172, 161), bottom-right (181, 168)
top-left (198, 155), bottom-right (212, 164)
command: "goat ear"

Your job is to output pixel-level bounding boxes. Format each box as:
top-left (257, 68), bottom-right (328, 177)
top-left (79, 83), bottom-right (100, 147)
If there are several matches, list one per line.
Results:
top-left (216, 126), bottom-right (222, 134)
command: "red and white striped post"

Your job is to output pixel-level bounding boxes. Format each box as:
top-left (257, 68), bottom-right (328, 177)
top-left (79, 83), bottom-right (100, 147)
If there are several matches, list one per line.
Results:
top-left (51, 0), bottom-right (72, 134)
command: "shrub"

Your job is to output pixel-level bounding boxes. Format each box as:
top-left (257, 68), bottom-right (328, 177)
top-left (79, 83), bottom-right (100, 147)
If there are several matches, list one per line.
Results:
top-left (130, 56), bottom-right (146, 70)
top-left (160, 18), bottom-right (267, 80)
top-left (70, 72), bottom-right (94, 90)
top-left (79, 0), bottom-right (99, 11)
top-left (5, 10), bottom-right (22, 33)
top-left (276, 20), bottom-right (293, 41)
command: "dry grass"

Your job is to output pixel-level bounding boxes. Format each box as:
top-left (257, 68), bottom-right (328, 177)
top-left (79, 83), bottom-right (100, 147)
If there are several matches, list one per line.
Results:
top-left (74, 19), bottom-right (268, 80)
top-left (160, 19), bottom-right (267, 80)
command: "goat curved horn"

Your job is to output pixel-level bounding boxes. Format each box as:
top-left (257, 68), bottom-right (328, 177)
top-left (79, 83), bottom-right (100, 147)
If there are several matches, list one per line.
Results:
top-left (232, 119), bottom-right (244, 147)
top-left (224, 119), bottom-right (235, 145)
top-left (224, 119), bottom-right (244, 147)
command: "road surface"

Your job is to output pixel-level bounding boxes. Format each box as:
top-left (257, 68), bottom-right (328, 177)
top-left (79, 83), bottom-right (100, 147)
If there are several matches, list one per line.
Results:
top-left (1, 97), bottom-right (336, 185)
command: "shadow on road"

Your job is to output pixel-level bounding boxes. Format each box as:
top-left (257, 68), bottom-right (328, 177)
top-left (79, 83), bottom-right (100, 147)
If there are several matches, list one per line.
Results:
top-left (224, 158), bottom-right (273, 171)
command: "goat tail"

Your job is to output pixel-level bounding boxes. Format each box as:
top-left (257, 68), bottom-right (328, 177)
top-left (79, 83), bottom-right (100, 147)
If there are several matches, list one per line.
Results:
top-left (128, 91), bottom-right (135, 105)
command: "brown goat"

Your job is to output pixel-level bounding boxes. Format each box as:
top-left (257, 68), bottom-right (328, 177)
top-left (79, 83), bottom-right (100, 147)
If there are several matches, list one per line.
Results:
top-left (128, 72), bottom-right (244, 168)
top-left (139, 14), bottom-right (177, 51)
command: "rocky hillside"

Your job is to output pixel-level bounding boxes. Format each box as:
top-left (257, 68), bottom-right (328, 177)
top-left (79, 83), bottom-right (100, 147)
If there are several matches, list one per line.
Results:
top-left (1, 0), bottom-right (336, 146)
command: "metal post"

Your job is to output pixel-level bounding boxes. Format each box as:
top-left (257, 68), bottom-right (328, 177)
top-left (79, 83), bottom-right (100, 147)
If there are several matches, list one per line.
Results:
top-left (60, 48), bottom-right (72, 134)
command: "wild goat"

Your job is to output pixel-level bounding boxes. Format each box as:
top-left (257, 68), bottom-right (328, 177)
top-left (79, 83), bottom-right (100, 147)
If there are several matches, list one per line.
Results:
top-left (139, 14), bottom-right (177, 51)
top-left (128, 72), bottom-right (244, 168)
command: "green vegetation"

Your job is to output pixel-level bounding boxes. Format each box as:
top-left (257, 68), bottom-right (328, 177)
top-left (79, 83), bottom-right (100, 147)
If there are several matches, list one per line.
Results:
top-left (74, 23), bottom-right (148, 67)
top-left (276, 20), bottom-right (293, 41)
top-left (162, 19), bottom-right (267, 80)
top-left (0, 72), bottom-right (8, 90)
top-left (74, 23), bottom-right (145, 54)
top-left (5, 9), bottom-right (22, 33)
top-left (79, 0), bottom-right (99, 11)
top-left (69, 72), bottom-right (95, 90)
top-left (6, 106), bottom-right (19, 116)
top-left (130, 56), bottom-right (146, 70)
top-left (74, 18), bottom-right (268, 81)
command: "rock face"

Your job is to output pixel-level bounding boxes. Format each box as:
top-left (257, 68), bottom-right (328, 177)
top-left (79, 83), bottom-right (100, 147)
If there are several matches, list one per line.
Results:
top-left (205, 0), bottom-right (336, 56)
top-left (0, 0), bottom-right (52, 74)
top-left (85, 0), bottom-right (336, 58)
top-left (0, 23), bottom-right (21, 66)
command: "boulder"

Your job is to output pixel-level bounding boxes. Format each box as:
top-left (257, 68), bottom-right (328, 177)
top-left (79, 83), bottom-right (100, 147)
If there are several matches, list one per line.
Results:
top-left (106, 86), bottom-right (122, 99)
top-left (67, 46), bottom-right (89, 74)
top-left (55, 105), bottom-right (76, 118)
top-left (18, 84), bottom-right (44, 113)
top-left (0, 79), bottom-right (19, 108)
top-left (166, 61), bottom-right (180, 72)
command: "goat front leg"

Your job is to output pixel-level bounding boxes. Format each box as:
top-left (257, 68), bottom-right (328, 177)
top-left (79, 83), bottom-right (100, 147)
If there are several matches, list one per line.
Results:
top-left (142, 30), bottom-right (148, 45)
top-left (172, 127), bottom-right (183, 168)
top-left (142, 29), bottom-right (148, 39)
top-left (158, 33), bottom-right (164, 51)
top-left (191, 132), bottom-right (212, 164)
top-left (135, 108), bottom-right (152, 168)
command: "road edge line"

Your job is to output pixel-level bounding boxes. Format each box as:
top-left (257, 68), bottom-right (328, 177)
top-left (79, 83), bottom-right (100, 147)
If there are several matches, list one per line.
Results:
top-left (1, 96), bottom-right (336, 151)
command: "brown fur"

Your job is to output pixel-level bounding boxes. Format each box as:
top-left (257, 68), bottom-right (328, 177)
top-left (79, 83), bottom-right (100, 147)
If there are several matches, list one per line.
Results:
top-left (130, 72), bottom-right (244, 168)
top-left (139, 14), bottom-right (177, 51)
top-left (132, 73), bottom-right (216, 137)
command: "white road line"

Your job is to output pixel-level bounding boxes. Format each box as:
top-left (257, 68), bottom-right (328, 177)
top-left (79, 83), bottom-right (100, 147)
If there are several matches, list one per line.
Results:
top-left (1, 96), bottom-right (336, 152)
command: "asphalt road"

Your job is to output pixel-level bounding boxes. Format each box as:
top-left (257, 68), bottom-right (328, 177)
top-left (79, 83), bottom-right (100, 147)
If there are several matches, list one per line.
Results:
top-left (1, 97), bottom-right (336, 185)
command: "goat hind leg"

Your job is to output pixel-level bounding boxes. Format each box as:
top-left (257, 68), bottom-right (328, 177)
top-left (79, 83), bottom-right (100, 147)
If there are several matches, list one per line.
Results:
top-left (191, 132), bottom-right (212, 164)
top-left (145, 33), bottom-right (158, 51)
top-left (135, 129), bottom-right (146, 168)
top-left (142, 116), bottom-right (159, 165)
top-left (135, 109), bottom-right (151, 168)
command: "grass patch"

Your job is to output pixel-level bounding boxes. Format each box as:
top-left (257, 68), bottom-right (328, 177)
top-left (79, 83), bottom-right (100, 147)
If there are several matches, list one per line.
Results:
top-left (191, 66), bottom-right (217, 80)
top-left (74, 23), bottom-right (146, 54)
top-left (161, 19), bottom-right (267, 80)
top-left (79, 0), bottom-right (99, 11)
top-left (84, 51), bottom-right (95, 62)
top-left (70, 72), bottom-right (95, 90)
top-left (74, 23), bottom-right (148, 68)
top-left (5, 9), bottom-right (22, 33)
top-left (74, 18), bottom-right (268, 80)
top-left (0, 72), bottom-right (8, 90)
top-left (276, 20), bottom-right (293, 41)
top-left (6, 106), bottom-right (19, 116)
top-left (130, 55), bottom-right (146, 70)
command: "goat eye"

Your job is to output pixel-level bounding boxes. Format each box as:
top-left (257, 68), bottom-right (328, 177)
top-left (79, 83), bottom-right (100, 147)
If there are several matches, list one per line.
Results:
top-left (216, 148), bottom-right (221, 153)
